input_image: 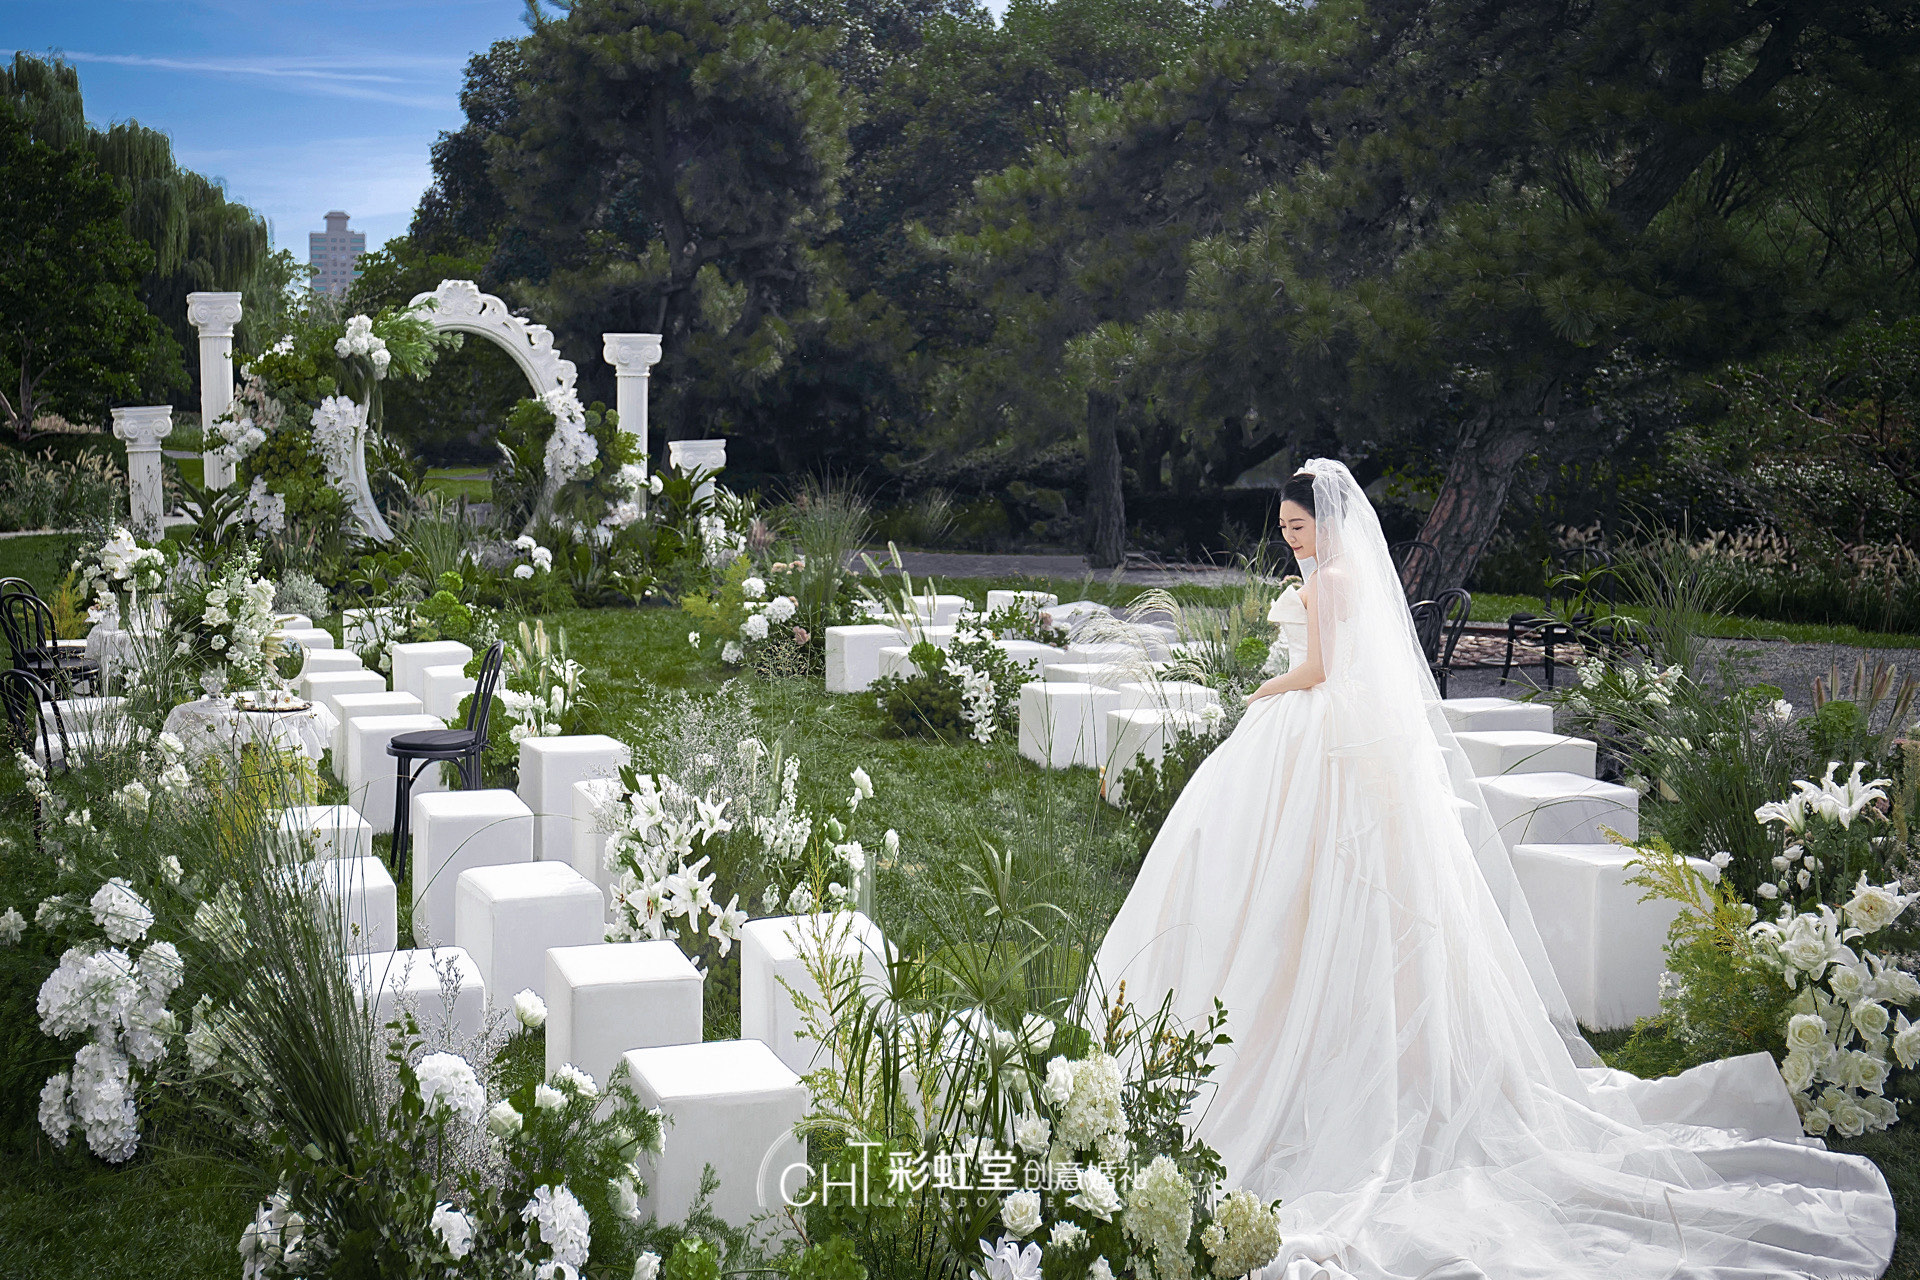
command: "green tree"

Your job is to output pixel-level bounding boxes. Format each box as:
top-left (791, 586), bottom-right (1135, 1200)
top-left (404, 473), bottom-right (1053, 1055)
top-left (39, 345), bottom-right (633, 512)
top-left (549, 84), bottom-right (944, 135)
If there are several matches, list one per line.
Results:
top-left (0, 106), bottom-right (175, 440)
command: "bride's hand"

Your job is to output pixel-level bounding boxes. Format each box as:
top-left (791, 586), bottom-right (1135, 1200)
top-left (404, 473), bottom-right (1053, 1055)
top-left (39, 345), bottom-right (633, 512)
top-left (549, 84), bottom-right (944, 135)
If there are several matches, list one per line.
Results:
top-left (1245, 678), bottom-right (1286, 704)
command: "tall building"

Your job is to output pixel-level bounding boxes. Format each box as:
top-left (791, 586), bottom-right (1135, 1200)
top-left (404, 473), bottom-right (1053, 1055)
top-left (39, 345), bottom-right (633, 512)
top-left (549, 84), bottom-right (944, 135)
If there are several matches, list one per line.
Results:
top-left (309, 210), bottom-right (366, 297)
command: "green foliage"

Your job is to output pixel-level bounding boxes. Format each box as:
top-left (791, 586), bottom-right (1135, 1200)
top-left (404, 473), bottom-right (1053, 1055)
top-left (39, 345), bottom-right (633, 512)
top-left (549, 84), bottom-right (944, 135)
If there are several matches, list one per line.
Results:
top-left (0, 445), bottom-right (123, 532)
top-left (1118, 717), bottom-right (1225, 853)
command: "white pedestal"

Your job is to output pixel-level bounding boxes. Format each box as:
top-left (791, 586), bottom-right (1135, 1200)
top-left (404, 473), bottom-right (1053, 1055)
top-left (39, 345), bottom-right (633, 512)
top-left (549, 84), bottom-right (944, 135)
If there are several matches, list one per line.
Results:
top-left (314, 855), bottom-right (397, 953)
top-left (547, 940), bottom-right (703, 1090)
top-left (1018, 683), bottom-right (1124, 770)
top-left (625, 1039), bottom-right (809, 1229)
top-left (826, 624), bottom-right (905, 694)
top-left (301, 668), bottom-right (385, 710)
top-left (571, 778), bottom-right (625, 905)
top-left (1041, 661), bottom-right (1132, 688)
top-left (327, 689), bottom-right (419, 766)
top-left (345, 712), bottom-right (447, 829)
top-left (908, 594), bottom-right (971, 628)
top-left (1047, 601), bottom-right (1112, 635)
top-left (298, 650), bottom-right (365, 681)
top-left (739, 912), bottom-right (891, 1080)
top-left (1479, 772), bottom-right (1640, 850)
top-left (1456, 730), bottom-right (1597, 779)
top-left (275, 804), bottom-right (373, 861)
top-left (1512, 843), bottom-right (1717, 1029)
top-left (350, 947), bottom-right (486, 1044)
top-left (1103, 707), bottom-right (1205, 806)
top-left (271, 627), bottom-right (334, 653)
top-left (986, 590), bottom-right (1058, 613)
top-left (1439, 696), bottom-right (1554, 734)
top-left (454, 861), bottom-right (604, 1003)
top-left (1114, 679), bottom-right (1220, 715)
top-left (392, 641), bottom-right (473, 703)
top-left (992, 639), bottom-right (1069, 677)
top-left (519, 734), bottom-right (631, 865)
top-left (412, 789), bottom-right (535, 948)
top-left (421, 664), bottom-right (477, 722)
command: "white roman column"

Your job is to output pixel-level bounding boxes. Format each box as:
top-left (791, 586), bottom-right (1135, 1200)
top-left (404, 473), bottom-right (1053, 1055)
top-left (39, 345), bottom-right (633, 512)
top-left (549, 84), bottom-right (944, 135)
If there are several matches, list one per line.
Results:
top-left (112, 406), bottom-right (173, 541)
top-left (667, 438), bottom-right (728, 505)
top-left (601, 332), bottom-right (663, 507)
top-left (188, 291), bottom-right (245, 490)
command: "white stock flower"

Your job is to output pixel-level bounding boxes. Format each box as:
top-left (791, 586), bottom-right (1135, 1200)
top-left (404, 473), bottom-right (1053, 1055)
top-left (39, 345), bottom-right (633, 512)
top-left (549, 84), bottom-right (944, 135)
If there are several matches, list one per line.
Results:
top-left (1002, 1189), bottom-right (1043, 1237)
top-left (414, 1052), bottom-right (485, 1124)
top-left (71, 1041), bottom-right (139, 1161)
top-left (721, 641), bottom-right (744, 665)
top-left (633, 1252), bottom-right (663, 1280)
top-left (38, 945), bottom-right (139, 1040)
top-left (0, 907), bottom-right (24, 946)
top-left (431, 1203), bottom-right (476, 1259)
top-left (91, 879), bottom-right (154, 945)
top-left (515, 989), bottom-right (549, 1029)
top-left (535, 1083), bottom-right (567, 1111)
top-left (521, 1183), bottom-right (591, 1269)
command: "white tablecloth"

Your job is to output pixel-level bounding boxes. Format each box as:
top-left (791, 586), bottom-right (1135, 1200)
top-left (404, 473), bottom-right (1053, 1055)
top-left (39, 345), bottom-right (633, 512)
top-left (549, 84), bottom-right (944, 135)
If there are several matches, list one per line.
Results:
top-left (163, 695), bottom-right (340, 763)
top-left (85, 624), bottom-right (160, 684)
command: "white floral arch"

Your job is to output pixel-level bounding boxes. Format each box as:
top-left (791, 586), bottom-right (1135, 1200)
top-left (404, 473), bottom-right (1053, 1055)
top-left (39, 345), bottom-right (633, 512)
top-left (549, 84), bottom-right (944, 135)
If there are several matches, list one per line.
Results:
top-left (345, 280), bottom-right (582, 541)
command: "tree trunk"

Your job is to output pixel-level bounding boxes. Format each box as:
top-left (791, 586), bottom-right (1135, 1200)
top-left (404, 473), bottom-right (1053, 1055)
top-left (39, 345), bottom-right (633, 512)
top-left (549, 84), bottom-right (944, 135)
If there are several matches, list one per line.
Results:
top-left (1086, 388), bottom-right (1126, 568)
top-left (1404, 412), bottom-right (1542, 601)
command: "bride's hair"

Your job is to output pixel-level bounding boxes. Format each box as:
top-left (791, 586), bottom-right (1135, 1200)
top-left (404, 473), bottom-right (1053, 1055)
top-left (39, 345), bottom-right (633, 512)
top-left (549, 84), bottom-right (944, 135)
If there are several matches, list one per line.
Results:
top-left (1280, 472), bottom-right (1316, 516)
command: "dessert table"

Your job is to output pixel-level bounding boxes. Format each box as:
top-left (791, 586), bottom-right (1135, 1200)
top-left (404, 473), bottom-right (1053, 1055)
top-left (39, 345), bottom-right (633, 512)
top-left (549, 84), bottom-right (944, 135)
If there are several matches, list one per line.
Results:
top-left (162, 693), bottom-right (339, 763)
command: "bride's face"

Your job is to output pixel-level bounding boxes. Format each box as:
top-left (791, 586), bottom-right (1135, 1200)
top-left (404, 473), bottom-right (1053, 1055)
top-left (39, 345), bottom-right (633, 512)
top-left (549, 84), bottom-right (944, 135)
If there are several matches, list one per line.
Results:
top-left (1279, 500), bottom-right (1317, 561)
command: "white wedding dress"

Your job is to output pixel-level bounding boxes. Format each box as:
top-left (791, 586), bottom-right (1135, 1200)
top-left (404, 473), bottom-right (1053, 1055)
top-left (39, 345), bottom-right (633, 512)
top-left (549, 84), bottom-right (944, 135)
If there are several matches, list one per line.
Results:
top-left (1089, 462), bottom-right (1896, 1280)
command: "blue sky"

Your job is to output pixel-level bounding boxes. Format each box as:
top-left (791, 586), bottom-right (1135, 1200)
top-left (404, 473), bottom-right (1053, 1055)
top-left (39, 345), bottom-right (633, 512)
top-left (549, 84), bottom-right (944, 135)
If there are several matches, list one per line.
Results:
top-left (7, 1), bottom-right (547, 257)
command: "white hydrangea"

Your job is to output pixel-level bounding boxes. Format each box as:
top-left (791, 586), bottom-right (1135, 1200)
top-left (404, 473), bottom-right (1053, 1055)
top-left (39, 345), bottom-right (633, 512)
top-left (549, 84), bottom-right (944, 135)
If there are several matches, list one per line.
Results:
top-left (1200, 1188), bottom-right (1285, 1276)
top-left (38, 1072), bottom-right (73, 1147)
top-left (415, 1052), bottom-right (485, 1124)
top-left (309, 396), bottom-right (364, 494)
top-left (1123, 1154), bottom-right (1193, 1260)
top-left (91, 878), bottom-right (154, 944)
top-left (70, 1041), bottom-right (139, 1162)
top-left (766, 595), bottom-right (796, 624)
top-left (431, 1203), bottom-right (476, 1259)
top-left (522, 1183), bottom-right (592, 1269)
top-left (0, 906), bottom-right (25, 946)
top-left (741, 613), bottom-right (770, 642)
top-left (38, 945), bottom-right (139, 1040)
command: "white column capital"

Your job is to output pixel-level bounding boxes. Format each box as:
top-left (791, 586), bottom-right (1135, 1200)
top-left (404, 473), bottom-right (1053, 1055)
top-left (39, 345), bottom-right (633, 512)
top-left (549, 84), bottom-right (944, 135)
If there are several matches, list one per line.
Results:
top-left (186, 291), bottom-right (245, 338)
top-left (111, 405), bottom-right (174, 449)
top-left (602, 333), bottom-right (664, 373)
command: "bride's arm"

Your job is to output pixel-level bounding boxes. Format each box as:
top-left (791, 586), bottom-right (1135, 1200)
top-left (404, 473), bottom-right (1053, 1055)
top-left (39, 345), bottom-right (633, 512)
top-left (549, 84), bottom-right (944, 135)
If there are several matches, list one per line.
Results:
top-left (1245, 579), bottom-right (1324, 702)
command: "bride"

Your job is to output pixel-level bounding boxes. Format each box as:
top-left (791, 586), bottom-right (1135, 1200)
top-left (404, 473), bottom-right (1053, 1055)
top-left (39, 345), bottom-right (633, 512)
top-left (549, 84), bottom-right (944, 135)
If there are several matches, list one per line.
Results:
top-left (1089, 459), bottom-right (1896, 1279)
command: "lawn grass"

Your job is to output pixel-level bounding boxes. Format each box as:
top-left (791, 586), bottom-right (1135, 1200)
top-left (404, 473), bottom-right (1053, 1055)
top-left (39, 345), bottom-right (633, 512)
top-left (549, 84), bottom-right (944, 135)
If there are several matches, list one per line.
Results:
top-left (421, 467), bottom-right (492, 503)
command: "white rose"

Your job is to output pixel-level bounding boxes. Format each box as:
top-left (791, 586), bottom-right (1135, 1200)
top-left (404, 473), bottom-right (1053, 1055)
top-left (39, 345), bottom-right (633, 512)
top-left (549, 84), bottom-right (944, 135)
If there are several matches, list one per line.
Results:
top-left (1893, 1015), bottom-right (1920, 1070)
top-left (1069, 1165), bottom-right (1122, 1221)
top-left (1002, 1189), bottom-right (1042, 1237)
top-left (1844, 877), bottom-right (1905, 935)
top-left (1829, 1093), bottom-right (1870, 1137)
top-left (1042, 1056), bottom-right (1075, 1108)
top-left (1014, 1111), bottom-right (1051, 1155)
top-left (535, 1083), bottom-right (566, 1110)
top-left (1853, 1001), bottom-right (1891, 1038)
top-left (1830, 965), bottom-right (1871, 1005)
top-left (514, 989), bottom-right (548, 1029)
top-left (487, 1100), bottom-right (523, 1138)
top-left (634, 1250), bottom-right (662, 1280)
top-left (1786, 1013), bottom-right (1829, 1053)
top-left (1780, 1049), bottom-right (1818, 1094)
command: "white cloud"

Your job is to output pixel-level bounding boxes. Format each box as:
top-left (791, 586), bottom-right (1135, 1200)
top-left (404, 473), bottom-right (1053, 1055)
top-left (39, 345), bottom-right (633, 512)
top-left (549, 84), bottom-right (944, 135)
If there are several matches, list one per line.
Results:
top-left (26, 49), bottom-right (461, 110)
top-left (176, 135), bottom-right (437, 255)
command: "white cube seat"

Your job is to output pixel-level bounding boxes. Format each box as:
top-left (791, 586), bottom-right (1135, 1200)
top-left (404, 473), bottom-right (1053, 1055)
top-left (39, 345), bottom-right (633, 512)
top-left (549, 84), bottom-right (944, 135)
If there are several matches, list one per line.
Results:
top-left (876, 645), bottom-right (917, 680)
top-left (412, 789), bottom-right (535, 947)
top-left (274, 613), bottom-right (314, 631)
top-left (992, 639), bottom-right (1069, 676)
top-left (1511, 844), bottom-right (1717, 1029)
top-left (301, 667), bottom-right (384, 710)
top-left (1047, 600), bottom-right (1112, 635)
top-left (519, 735), bottom-right (630, 865)
top-left (1041, 661), bottom-right (1133, 688)
top-left (421, 664), bottom-right (478, 721)
top-left (345, 713), bottom-right (446, 827)
top-left (1019, 683), bottom-right (1124, 770)
top-left (1456, 729), bottom-right (1597, 779)
top-left (350, 947), bottom-right (486, 1043)
top-left (1479, 772), bottom-right (1639, 849)
top-left (986, 590), bottom-right (1058, 613)
top-left (625, 1040), bottom-right (809, 1229)
top-left (276, 804), bottom-right (373, 861)
top-left (1439, 696), bottom-right (1554, 734)
top-left (1103, 707), bottom-right (1205, 806)
top-left (1115, 679), bottom-right (1220, 715)
top-left (740, 911), bottom-right (891, 1079)
top-left (572, 778), bottom-right (625, 903)
top-left (909, 594), bottom-right (971, 627)
top-left (893, 623), bottom-right (956, 649)
top-left (326, 689), bottom-right (418, 765)
top-left (298, 649), bottom-right (363, 680)
top-left (547, 941), bottom-right (703, 1089)
top-left (455, 861), bottom-right (604, 1004)
top-left (825, 624), bottom-right (904, 694)
top-left (271, 627), bottom-right (334, 653)
top-left (313, 855), bottom-right (397, 953)
top-left (392, 641), bottom-right (474, 703)
top-left (1065, 640), bottom-right (1144, 666)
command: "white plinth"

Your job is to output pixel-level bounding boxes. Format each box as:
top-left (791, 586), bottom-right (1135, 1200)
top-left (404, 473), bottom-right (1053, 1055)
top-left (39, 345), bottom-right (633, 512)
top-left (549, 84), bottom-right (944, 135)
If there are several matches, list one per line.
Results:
top-left (421, 664), bottom-right (477, 722)
top-left (1018, 683), bottom-right (1124, 770)
top-left (571, 778), bottom-right (625, 904)
top-left (1439, 696), bottom-right (1555, 734)
top-left (993, 640), bottom-right (1070, 677)
top-left (1114, 679), bottom-right (1220, 715)
top-left (739, 911), bottom-right (891, 1080)
top-left (910, 594), bottom-right (971, 628)
top-left (519, 734), bottom-right (630, 865)
top-left (826, 624), bottom-right (903, 694)
top-left (1066, 640), bottom-right (1148, 668)
top-left (345, 713), bottom-right (447, 829)
top-left (1456, 730), bottom-right (1598, 779)
top-left (275, 804), bottom-right (373, 861)
top-left (454, 861), bottom-right (604, 1003)
top-left (327, 689), bottom-right (419, 766)
top-left (547, 941), bottom-right (704, 1090)
top-left (625, 1039), bottom-right (809, 1229)
top-left (1046, 601), bottom-right (1112, 635)
top-left (342, 606), bottom-right (407, 652)
top-left (271, 627), bottom-right (334, 653)
top-left (392, 641), bottom-right (474, 703)
top-left (350, 947), bottom-right (486, 1044)
top-left (876, 646), bottom-right (916, 680)
top-left (1103, 707), bottom-right (1205, 806)
top-left (1040, 662), bottom-right (1133, 688)
top-left (986, 590), bottom-right (1058, 613)
top-left (1479, 772), bottom-right (1640, 849)
top-left (1512, 843), bottom-right (1718, 1029)
top-left (299, 649), bottom-right (364, 681)
top-left (302, 672), bottom-right (388, 731)
top-left (412, 789), bottom-right (535, 948)
top-left (314, 855), bottom-right (397, 953)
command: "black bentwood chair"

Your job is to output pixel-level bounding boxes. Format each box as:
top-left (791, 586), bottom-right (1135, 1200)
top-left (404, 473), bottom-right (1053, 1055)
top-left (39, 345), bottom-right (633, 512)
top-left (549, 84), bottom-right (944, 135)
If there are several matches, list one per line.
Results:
top-left (386, 641), bottom-right (505, 879)
top-left (1, 669), bottom-right (74, 853)
top-left (0, 589), bottom-right (99, 694)
top-left (1410, 588), bottom-right (1473, 697)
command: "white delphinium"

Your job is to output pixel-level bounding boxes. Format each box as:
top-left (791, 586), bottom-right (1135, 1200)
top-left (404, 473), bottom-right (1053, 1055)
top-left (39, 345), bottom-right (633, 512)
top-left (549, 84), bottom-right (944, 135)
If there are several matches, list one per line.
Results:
top-left (90, 878), bottom-right (154, 944)
top-left (415, 1051), bottom-right (486, 1124)
top-left (522, 1183), bottom-right (592, 1270)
